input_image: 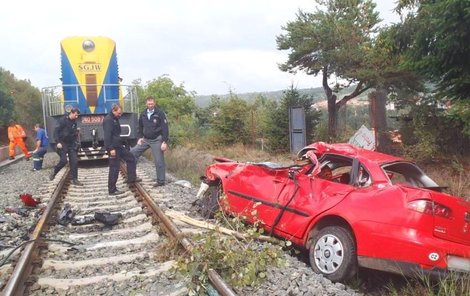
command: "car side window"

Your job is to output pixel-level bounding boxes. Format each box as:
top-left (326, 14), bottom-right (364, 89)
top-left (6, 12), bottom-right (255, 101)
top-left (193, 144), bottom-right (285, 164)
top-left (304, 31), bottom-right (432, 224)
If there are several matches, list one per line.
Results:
top-left (382, 162), bottom-right (439, 189)
top-left (318, 154), bottom-right (354, 185)
top-left (318, 155), bottom-right (372, 187)
top-left (318, 165), bottom-right (333, 180)
top-left (387, 170), bottom-right (407, 185)
top-left (331, 166), bottom-right (352, 184)
top-left (357, 165), bottom-right (372, 187)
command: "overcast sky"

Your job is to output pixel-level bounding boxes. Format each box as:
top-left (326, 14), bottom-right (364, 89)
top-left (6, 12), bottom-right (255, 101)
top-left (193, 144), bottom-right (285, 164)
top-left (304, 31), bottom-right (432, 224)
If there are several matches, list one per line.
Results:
top-left (1, 1), bottom-right (400, 96)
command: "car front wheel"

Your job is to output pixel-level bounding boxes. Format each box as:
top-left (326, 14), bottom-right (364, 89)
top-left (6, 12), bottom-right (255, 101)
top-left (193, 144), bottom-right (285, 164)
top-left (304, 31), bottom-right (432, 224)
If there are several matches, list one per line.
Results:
top-left (309, 226), bottom-right (357, 282)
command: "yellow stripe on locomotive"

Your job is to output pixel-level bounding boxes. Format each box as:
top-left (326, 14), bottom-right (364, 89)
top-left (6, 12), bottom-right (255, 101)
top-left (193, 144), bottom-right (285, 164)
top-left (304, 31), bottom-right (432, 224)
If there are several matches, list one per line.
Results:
top-left (61, 36), bottom-right (122, 114)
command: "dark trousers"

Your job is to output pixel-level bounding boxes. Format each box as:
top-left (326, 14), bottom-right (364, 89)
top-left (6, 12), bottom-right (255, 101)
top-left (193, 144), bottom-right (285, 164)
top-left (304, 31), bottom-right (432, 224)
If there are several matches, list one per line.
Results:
top-left (53, 145), bottom-right (78, 179)
top-left (32, 147), bottom-right (47, 170)
top-left (130, 136), bottom-right (166, 184)
top-left (108, 147), bottom-right (137, 193)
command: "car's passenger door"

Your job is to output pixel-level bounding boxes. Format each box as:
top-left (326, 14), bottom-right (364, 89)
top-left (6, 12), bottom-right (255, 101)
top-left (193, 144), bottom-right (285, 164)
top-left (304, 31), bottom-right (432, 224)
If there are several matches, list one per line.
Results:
top-left (223, 164), bottom-right (292, 227)
top-left (271, 158), bottom-right (358, 239)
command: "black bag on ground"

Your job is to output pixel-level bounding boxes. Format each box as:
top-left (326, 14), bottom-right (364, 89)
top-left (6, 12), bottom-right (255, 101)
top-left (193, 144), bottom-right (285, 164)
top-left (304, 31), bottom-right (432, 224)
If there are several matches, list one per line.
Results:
top-left (94, 211), bottom-right (122, 226)
top-left (72, 215), bottom-right (95, 226)
top-left (57, 203), bottom-right (75, 226)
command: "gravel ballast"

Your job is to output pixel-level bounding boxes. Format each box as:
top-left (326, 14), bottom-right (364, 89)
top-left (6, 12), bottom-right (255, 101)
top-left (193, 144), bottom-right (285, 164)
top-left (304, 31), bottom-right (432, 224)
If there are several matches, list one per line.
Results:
top-left (0, 153), bottom-right (362, 295)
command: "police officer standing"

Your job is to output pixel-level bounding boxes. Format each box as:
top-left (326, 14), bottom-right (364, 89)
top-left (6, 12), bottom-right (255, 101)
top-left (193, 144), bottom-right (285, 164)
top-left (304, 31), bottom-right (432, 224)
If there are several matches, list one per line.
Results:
top-left (131, 96), bottom-right (169, 187)
top-left (103, 104), bottom-right (141, 195)
top-left (49, 107), bottom-right (83, 185)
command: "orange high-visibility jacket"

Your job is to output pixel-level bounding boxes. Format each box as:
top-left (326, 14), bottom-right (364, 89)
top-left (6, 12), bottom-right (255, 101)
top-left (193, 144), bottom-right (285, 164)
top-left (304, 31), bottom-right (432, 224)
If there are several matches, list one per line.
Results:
top-left (8, 124), bottom-right (26, 141)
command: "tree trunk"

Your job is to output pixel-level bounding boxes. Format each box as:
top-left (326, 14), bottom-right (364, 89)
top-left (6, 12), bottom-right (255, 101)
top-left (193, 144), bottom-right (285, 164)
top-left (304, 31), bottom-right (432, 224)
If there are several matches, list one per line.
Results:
top-left (322, 67), bottom-right (337, 141)
top-left (369, 89), bottom-right (391, 153)
top-left (328, 95), bottom-right (337, 141)
top-left (321, 67), bottom-right (370, 142)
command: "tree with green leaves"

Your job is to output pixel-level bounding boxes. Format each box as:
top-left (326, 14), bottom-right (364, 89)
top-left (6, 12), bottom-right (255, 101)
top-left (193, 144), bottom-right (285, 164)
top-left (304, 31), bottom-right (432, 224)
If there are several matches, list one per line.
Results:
top-left (264, 86), bottom-right (320, 153)
top-left (138, 75), bottom-right (198, 146)
top-left (0, 68), bottom-right (42, 128)
top-left (364, 24), bottom-right (423, 152)
top-left (277, 0), bottom-right (380, 140)
top-left (0, 70), bottom-right (14, 127)
top-left (208, 94), bottom-right (251, 146)
top-left (248, 94), bottom-right (277, 148)
top-left (140, 75), bottom-right (196, 117)
top-left (396, 0), bottom-right (470, 135)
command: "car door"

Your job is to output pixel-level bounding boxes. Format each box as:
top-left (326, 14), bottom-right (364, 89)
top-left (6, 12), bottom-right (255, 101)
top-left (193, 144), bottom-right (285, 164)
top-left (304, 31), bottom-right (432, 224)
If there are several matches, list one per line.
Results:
top-left (271, 157), bottom-right (358, 239)
top-left (223, 163), bottom-right (291, 227)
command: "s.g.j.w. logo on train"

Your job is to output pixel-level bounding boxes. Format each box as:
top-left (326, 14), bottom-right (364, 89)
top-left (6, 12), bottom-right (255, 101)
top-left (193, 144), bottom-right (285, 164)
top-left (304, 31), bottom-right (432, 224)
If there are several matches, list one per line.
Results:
top-left (60, 36), bottom-right (120, 114)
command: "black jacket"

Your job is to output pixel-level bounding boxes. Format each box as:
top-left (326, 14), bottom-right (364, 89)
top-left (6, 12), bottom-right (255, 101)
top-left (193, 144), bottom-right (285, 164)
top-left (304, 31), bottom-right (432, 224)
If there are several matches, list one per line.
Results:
top-left (54, 115), bottom-right (78, 146)
top-left (138, 108), bottom-right (169, 142)
top-left (103, 112), bottom-right (122, 150)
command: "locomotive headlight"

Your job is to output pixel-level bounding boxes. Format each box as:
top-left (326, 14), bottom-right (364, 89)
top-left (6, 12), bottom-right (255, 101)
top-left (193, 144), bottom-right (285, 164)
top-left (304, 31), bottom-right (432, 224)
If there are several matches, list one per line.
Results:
top-left (82, 40), bottom-right (95, 52)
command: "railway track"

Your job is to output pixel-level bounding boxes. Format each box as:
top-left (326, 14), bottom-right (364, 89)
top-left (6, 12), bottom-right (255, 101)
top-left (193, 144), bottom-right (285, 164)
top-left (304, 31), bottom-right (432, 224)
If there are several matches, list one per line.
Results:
top-left (1, 163), bottom-right (235, 295)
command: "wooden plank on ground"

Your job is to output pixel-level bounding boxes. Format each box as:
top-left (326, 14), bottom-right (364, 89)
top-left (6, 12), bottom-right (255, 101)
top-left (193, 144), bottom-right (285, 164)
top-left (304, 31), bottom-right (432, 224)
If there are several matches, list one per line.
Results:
top-left (165, 209), bottom-right (279, 244)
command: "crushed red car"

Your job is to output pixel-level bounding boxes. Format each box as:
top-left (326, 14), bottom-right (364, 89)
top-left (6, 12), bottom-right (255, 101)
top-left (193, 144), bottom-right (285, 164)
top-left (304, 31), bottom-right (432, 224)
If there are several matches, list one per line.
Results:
top-left (198, 142), bottom-right (470, 282)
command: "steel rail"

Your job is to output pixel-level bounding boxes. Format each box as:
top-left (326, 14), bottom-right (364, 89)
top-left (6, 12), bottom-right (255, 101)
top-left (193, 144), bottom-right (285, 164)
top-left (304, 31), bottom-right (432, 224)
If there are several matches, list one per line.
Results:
top-left (123, 166), bottom-right (237, 296)
top-left (2, 167), bottom-right (71, 296)
top-left (208, 269), bottom-right (237, 296)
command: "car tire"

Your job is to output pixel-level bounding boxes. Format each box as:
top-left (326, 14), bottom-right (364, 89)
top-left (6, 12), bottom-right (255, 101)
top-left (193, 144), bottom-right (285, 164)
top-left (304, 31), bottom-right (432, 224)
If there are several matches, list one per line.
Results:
top-left (308, 226), bottom-right (357, 282)
top-left (201, 185), bottom-right (220, 219)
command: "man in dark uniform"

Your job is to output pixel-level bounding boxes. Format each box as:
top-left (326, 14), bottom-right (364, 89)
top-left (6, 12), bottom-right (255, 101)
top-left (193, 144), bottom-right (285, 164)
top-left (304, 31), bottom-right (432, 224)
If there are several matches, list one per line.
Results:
top-left (131, 96), bottom-right (169, 187)
top-left (49, 107), bottom-right (83, 185)
top-left (103, 104), bottom-right (141, 195)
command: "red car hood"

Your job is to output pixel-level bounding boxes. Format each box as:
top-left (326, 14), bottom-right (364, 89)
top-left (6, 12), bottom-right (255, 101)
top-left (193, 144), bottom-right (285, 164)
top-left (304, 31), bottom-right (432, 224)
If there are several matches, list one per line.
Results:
top-left (403, 185), bottom-right (470, 246)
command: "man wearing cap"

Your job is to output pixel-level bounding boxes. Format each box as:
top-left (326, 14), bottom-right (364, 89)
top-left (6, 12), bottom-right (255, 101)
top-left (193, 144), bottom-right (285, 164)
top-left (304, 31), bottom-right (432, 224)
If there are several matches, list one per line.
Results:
top-left (49, 107), bottom-right (83, 186)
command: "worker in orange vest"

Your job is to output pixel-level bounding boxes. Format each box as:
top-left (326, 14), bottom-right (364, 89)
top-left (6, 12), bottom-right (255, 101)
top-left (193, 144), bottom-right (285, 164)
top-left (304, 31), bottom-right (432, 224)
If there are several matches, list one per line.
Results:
top-left (7, 120), bottom-right (31, 160)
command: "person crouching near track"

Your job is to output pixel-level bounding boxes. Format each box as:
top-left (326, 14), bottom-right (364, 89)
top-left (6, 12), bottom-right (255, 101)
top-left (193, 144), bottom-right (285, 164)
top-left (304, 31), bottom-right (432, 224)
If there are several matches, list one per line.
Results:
top-left (103, 104), bottom-right (141, 195)
top-left (49, 107), bottom-right (83, 186)
top-left (31, 123), bottom-right (49, 171)
top-left (7, 120), bottom-right (31, 160)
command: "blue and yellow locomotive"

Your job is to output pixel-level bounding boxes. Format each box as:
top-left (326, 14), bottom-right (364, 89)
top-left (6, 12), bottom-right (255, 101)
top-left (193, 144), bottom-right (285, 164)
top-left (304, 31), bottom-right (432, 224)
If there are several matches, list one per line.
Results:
top-left (42, 36), bottom-right (139, 159)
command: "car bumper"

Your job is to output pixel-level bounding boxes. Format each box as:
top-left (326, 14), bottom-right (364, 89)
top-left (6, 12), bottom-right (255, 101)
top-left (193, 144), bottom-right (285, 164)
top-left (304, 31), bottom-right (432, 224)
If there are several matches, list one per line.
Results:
top-left (447, 255), bottom-right (470, 273)
top-left (355, 222), bottom-right (470, 276)
top-left (358, 255), bottom-right (470, 279)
